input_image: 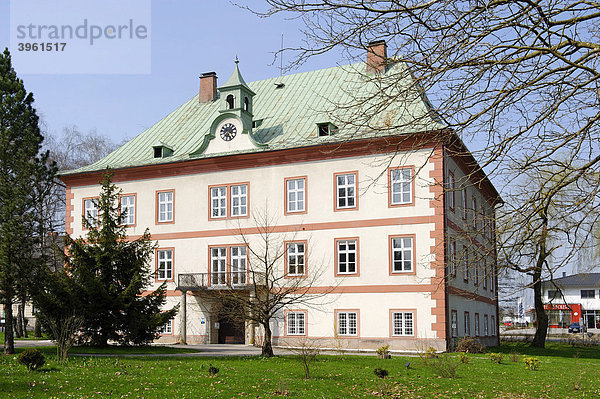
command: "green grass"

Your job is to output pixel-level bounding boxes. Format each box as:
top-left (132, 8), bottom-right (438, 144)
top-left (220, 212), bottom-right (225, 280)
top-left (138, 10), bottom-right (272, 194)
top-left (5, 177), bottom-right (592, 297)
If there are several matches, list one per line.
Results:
top-left (1, 343), bottom-right (599, 398)
top-left (0, 332), bottom-right (50, 341)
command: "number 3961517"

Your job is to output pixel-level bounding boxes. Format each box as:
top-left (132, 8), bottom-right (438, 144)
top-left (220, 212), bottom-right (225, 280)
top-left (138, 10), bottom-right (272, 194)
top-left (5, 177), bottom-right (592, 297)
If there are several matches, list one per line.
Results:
top-left (18, 42), bottom-right (67, 51)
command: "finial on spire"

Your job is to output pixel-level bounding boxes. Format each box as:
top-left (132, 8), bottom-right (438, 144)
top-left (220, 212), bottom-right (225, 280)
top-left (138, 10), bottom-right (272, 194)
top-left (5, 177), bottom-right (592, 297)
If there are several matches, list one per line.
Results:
top-left (235, 56), bottom-right (239, 65)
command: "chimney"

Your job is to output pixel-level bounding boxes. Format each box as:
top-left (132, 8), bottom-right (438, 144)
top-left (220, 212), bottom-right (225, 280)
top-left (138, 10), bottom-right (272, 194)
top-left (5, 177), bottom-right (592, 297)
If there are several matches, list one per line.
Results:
top-left (366, 40), bottom-right (387, 74)
top-left (199, 72), bottom-right (217, 103)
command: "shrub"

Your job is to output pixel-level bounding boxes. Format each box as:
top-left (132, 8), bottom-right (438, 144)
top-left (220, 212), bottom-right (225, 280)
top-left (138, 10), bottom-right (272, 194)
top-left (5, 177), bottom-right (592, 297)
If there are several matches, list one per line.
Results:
top-left (455, 338), bottom-right (485, 353)
top-left (509, 351), bottom-right (520, 362)
top-left (523, 356), bottom-right (541, 371)
top-left (376, 345), bottom-right (391, 359)
top-left (487, 353), bottom-right (503, 364)
top-left (18, 348), bottom-right (45, 371)
top-left (208, 364), bottom-right (219, 376)
top-left (458, 352), bottom-right (469, 364)
top-left (428, 355), bottom-right (459, 378)
top-left (374, 367), bottom-right (389, 379)
top-left (424, 347), bottom-right (438, 359)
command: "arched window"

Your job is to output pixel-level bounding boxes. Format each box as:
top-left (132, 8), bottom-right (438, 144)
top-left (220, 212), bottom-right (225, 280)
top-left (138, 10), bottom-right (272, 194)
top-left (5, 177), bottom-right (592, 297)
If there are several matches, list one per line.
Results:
top-left (226, 94), bottom-right (234, 109)
top-left (244, 97), bottom-right (249, 112)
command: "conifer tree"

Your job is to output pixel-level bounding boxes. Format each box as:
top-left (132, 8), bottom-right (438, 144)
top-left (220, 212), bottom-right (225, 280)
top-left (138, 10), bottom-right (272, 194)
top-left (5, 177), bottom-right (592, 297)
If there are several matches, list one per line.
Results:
top-left (0, 49), bottom-right (55, 355)
top-left (64, 171), bottom-right (177, 346)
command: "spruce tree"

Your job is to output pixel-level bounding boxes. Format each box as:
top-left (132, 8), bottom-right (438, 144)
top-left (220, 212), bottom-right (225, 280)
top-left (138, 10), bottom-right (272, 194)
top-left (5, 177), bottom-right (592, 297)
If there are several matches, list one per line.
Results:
top-left (65, 171), bottom-right (177, 346)
top-left (0, 49), bottom-right (55, 355)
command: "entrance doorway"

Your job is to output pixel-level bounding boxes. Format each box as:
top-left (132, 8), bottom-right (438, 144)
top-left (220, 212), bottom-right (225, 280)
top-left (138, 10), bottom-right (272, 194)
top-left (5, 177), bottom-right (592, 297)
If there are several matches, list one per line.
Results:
top-left (218, 317), bottom-right (245, 344)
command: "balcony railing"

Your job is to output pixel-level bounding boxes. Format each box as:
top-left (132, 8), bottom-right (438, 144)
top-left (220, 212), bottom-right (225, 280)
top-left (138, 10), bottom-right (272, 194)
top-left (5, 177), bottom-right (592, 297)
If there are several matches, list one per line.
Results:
top-left (177, 272), bottom-right (261, 291)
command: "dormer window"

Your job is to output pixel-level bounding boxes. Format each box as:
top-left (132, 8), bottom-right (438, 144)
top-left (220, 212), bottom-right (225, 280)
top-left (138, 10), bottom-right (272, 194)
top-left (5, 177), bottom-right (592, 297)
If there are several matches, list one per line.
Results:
top-left (244, 97), bottom-right (249, 112)
top-left (226, 94), bottom-right (234, 109)
top-left (317, 122), bottom-right (338, 137)
top-left (252, 119), bottom-right (263, 129)
top-left (152, 143), bottom-right (173, 158)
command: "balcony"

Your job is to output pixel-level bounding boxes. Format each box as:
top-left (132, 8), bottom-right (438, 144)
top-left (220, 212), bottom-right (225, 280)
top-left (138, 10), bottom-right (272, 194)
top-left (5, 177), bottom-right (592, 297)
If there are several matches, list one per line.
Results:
top-left (177, 272), bottom-right (260, 291)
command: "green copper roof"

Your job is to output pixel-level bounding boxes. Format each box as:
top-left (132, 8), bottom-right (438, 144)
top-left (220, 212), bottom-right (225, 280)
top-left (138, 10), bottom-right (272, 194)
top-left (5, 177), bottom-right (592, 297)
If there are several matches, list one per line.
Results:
top-left (63, 61), bottom-right (445, 175)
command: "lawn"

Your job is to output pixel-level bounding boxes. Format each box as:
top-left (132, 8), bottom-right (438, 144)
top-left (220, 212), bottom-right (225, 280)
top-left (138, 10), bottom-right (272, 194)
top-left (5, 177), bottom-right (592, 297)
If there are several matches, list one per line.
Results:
top-left (1, 342), bottom-right (599, 398)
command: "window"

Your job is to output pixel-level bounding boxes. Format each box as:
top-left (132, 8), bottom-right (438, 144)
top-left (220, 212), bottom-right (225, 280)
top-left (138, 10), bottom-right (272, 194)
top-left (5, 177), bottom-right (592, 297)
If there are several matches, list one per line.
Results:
top-left (448, 240), bottom-right (457, 277)
top-left (210, 186), bottom-right (227, 218)
top-left (391, 311), bottom-right (414, 336)
top-left (447, 172), bottom-right (455, 210)
top-left (209, 245), bottom-right (248, 286)
top-left (389, 167), bottom-right (412, 205)
top-left (244, 97), bottom-right (249, 112)
top-left (581, 289), bottom-right (595, 299)
top-left (547, 290), bottom-right (561, 299)
top-left (230, 246), bottom-right (247, 285)
top-left (317, 122), bottom-right (337, 136)
top-left (337, 311), bottom-right (358, 336)
top-left (83, 198), bottom-right (98, 227)
top-left (462, 188), bottom-right (468, 220)
top-left (463, 246), bottom-right (469, 282)
top-left (464, 312), bottom-right (471, 337)
top-left (451, 310), bottom-right (458, 338)
top-left (211, 247), bottom-right (227, 285)
top-left (226, 94), bottom-right (234, 109)
top-left (484, 315), bottom-right (489, 336)
top-left (209, 183), bottom-right (249, 219)
top-left (286, 311), bottom-right (306, 336)
top-left (391, 236), bottom-right (413, 273)
top-left (231, 184), bottom-right (248, 217)
top-left (490, 264), bottom-right (495, 292)
top-left (474, 254), bottom-right (479, 286)
top-left (336, 238), bottom-right (358, 275)
top-left (335, 172), bottom-right (357, 210)
top-left (483, 259), bottom-right (488, 289)
top-left (156, 319), bottom-right (173, 334)
top-left (156, 249), bottom-right (173, 281)
top-left (491, 316), bottom-right (496, 335)
top-left (286, 242), bottom-right (306, 277)
top-left (285, 177), bottom-right (306, 214)
top-left (474, 313), bottom-right (480, 336)
top-left (471, 197), bottom-right (477, 229)
top-left (157, 190), bottom-right (174, 223)
top-left (120, 194), bottom-right (135, 225)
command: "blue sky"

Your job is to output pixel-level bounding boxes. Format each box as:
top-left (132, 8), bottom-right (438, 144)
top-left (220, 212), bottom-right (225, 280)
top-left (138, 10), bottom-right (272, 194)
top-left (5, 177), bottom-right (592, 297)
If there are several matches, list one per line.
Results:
top-left (0, 1), bottom-right (339, 143)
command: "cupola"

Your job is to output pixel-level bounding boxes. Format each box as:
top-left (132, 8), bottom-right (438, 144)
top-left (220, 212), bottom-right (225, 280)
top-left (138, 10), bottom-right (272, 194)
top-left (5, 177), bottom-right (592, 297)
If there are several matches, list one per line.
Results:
top-left (217, 57), bottom-right (255, 133)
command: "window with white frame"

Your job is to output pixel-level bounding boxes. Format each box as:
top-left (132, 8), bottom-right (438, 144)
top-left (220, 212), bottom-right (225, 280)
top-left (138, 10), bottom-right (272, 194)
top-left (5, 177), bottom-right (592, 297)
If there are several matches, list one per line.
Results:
top-left (337, 239), bottom-right (357, 274)
top-left (451, 310), bottom-right (458, 337)
top-left (84, 198), bottom-right (98, 226)
top-left (464, 311), bottom-right (471, 337)
top-left (392, 311), bottom-right (414, 336)
top-left (484, 315), bottom-right (489, 336)
top-left (337, 311), bottom-right (357, 336)
top-left (491, 316), bottom-right (496, 335)
top-left (157, 191), bottom-right (173, 222)
top-left (483, 259), bottom-right (488, 289)
top-left (211, 247), bottom-right (227, 285)
top-left (447, 172), bottom-right (455, 210)
top-left (474, 254), bottom-right (479, 286)
top-left (390, 168), bottom-right (412, 205)
top-left (231, 246), bottom-right (247, 285)
top-left (231, 184), bottom-right (248, 216)
top-left (462, 188), bottom-right (468, 220)
top-left (391, 236), bottom-right (413, 272)
top-left (336, 173), bottom-right (356, 209)
top-left (210, 186), bottom-right (227, 218)
top-left (156, 319), bottom-right (173, 334)
top-left (156, 249), bottom-right (173, 280)
top-left (449, 240), bottom-right (456, 277)
top-left (471, 197), bottom-right (477, 229)
top-left (286, 242), bottom-right (305, 276)
top-left (474, 313), bottom-right (480, 336)
top-left (287, 312), bottom-right (306, 335)
top-left (286, 178), bottom-right (306, 213)
top-left (120, 195), bottom-right (135, 225)
top-left (463, 246), bottom-right (469, 282)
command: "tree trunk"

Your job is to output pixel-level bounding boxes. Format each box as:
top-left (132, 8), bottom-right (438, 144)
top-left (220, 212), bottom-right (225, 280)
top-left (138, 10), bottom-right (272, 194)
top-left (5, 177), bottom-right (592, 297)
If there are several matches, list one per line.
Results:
top-left (14, 315), bottom-right (22, 338)
top-left (262, 321), bottom-right (274, 357)
top-left (34, 316), bottom-right (42, 337)
top-left (531, 272), bottom-right (548, 347)
top-left (16, 302), bottom-right (24, 338)
top-left (3, 300), bottom-right (15, 354)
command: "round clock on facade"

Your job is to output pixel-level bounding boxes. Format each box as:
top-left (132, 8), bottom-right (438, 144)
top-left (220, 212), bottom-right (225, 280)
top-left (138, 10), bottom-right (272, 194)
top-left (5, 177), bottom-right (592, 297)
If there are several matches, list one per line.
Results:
top-left (220, 122), bottom-right (237, 141)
